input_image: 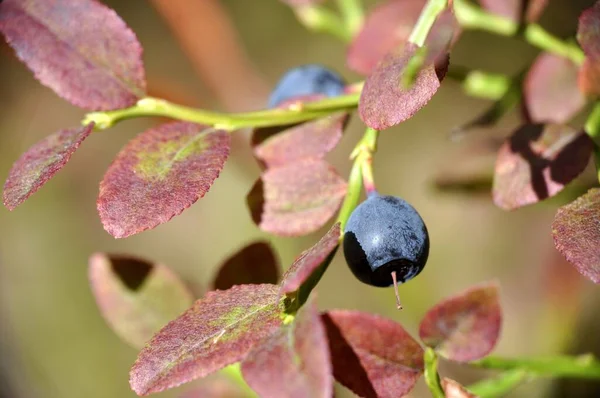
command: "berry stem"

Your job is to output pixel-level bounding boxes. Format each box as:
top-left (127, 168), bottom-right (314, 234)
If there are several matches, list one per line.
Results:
top-left (471, 354), bottom-right (600, 379)
top-left (584, 102), bottom-right (600, 184)
top-left (424, 348), bottom-right (445, 398)
top-left (294, 5), bottom-right (352, 42)
top-left (408, 0), bottom-right (449, 47)
top-left (467, 369), bottom-right (529, 397)
top-left (391, 271), bottom-right (402, 310)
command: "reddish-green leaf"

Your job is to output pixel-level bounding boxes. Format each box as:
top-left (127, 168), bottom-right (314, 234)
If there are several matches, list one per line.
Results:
top-left (479, 0), bottom-right (548, 22)
top-left (347, 0), bottom-right (426, 75)
top-left (553, 188), bottom-right (600, 283)
top-left (130, 284), bottom-right (284, 396)
top-left (247, 159), bottom-right (347, 237)
top-left (254, 113), bottom-right (348, 168)
top-left (524, 53), bottom-right (585, 123)
top-left (241, 299), bottom-right (332, 398)
top-left (212, 242), bottom-right (280, 291)
top-left (280, 223), bottom-right (341, 296)
top-left (88, 253), bottom-right (194, 349)
top-left (0, 0), bottom-right (146, 110)
top-left (578, 2), bottom-right (600, 61)
top-left (3, 123), bottom-right (94, 210)
top-left (442, 378), bottom-right (477, 398)
top-left (419, 282), bottom-right (502, 362)
top-left (180, 378), bottom-right (245, 398)
top-left (493, 124), bottom-right (593, 210)
top-left (322, 310), bottom-right (424, 398)
top-left (98, 122), bottom-right (230, 238)
top-left (359, 42), bottom-right (443, 130)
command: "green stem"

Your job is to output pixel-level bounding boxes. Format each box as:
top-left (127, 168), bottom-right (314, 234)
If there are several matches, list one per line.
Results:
top-left (467, 369), bottom-right (529, 398)
top-left (295, 5), bottom-right (351, 42)
top-left (408, 0), bottom-right (448, 46)
top-left (471, 354), bottom-right (600, 379)
top-left (585, 102), bottom-right (600, 144)
top-left (221, 363), bottom-right (257, 397)
top-left (335, 0), bottom-right (364, 38)
top-left (424, 348), bottom-right (445, 398)
top-left (462, 71), bottom-right (511, 100)
top-left (83, 94), bottom-right (360, 131)
top-left (453, 0), bottom-right (585, 65)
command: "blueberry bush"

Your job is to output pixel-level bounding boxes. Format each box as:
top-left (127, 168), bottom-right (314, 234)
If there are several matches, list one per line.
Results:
top-left (2, 0), bottom-right (600, 397)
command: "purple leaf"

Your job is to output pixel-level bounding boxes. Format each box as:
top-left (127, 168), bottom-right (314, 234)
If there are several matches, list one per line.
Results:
top-left (359, 42), bottom-right (444, 130)
top-left (419, 282), bottom-right (502, 362)
top-left (578, 2), bottom-right (600, 61)
top-left (247, 159), bottom-right (347, 237)
top-left (347, 0), bottom-right (426, 75)
top-left (98, 122), bottom-right (230, 238)
top-left (180, 377), bottom-right (245, 398)
top-left (241, 298), bottom-right (332, 398)
top-left (280, 223), bottom-right (341, 296)
top-left (253, 113), bottom-right (348, 168)
top-left (0, 0), bottom-right (146, 110)
top-left (212, 242), bottom-right (280, 291)
top-left (493, 123), bottom-right (593, 210)
top-left (524, 53), bottom-right (585, 123)
top-left (322, 310), bottom-right (424, 398)
top-left (88, 253), bottom-right (194, 349)
top-left (3, 123), bottom-right (94, 210)
top-left (130, 284), bottom-right (284, 396)
top-left (553, 188), bottom-right (600, 283)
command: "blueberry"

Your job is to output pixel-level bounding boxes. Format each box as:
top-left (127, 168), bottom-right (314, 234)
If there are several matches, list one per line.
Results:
top-left (343, 193), bottom-right (429, 308)
top-left (268, 65), bottom-right (345, 108)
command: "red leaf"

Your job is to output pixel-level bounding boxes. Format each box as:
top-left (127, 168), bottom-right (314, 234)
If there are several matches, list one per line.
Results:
top-left (247, 159), bottom-right (347, 237)
top-left (241, 299), bottom-right (332, 398)
top-left (359, 42), bottom-right (443, 130)
top-left (442, 378), bottom-right (477, 398)
top-left (552, 188), bottom-right (600, 284)
top-left (88, 253), bottom-right (194, 349)
top-left (524, 53), bottom-right (585, 123)
top-left (578, 2), bottom-right (600, 61)
top-left (419, 282), bottom-right (502, 362)
top-left (253, 113), bottom-right (348, 168)
top-left (280, 223), bottom-right (340, 296)
top-left (322, 310), bottom-right (424, 398)
top-left (98, 122), bottom-right (230, 238)
top-left (347, 0), bottom-right (426, 75)
top-left (479, 0), bottom-right (548, 23)
top-left (578, 58), bottom-right (600, 97)
top-left (130, 284), bottom-right (284, 396)
top-left (212, 242), bottom-right (280, 291)
top-left (3, 123), bottom-right (94, 210)
top-left (0, 0), bottom-right (146, 110)
top-left (493, 124), bottom-right (593, 210)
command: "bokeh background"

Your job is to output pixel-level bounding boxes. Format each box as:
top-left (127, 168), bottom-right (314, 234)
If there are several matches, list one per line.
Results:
top-left (1, 1), bottom-right (599, 397)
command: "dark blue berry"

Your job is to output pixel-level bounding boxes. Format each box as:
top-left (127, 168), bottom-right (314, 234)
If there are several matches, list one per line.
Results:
top-left (268, 65), bottom-right (345, 108)
top-left (343, 193), bottom-right (429, 307)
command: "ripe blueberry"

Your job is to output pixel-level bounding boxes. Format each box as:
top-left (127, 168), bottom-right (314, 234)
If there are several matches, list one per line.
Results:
top-left (343, 193), bottom-right (429, 308)
top-left (268, 64), bottom-right (345, 108)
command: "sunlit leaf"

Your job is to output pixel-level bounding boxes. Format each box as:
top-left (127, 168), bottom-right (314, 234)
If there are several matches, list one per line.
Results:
top-left (347, 0), bottom-right (426, 75)
top-left (130, 284), bottom-right (284, 396)
top-left (212, 242), bottom-right (280, 291)
top-left (98, 122), bottom-right (230, 238)
top-left (479, 0), bottom-right (548, 23)
top-left (241, 298), bottom-right (332, 398)
top-left (524, 53), bottom-right (585, 123)
top-left (493, 124), bottom-right (593, 210)
top-left (0, 0), bottom-right (146, 110)
top-left (322, 310), bottom-right (424, 398)
top-left (553, 188), bottom-right (600, 284)
top-left (359, 42), bottom-right (444, 130)
top-left (254, 113), bottom-right (348, 168)
top-left (280, 223), bottom-right (340, 298)
top-left (88, 253), bottom-right (194, 349)
top-left (442, 378), bottom-right (478, 398)
top-left (247, 159), bottom-right (347, 237)
top-left (419, 282), bottom-right (502, 362)
top-left (3, 123), bottom-right (94, 210)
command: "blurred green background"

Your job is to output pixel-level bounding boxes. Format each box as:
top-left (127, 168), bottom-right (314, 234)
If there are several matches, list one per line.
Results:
top-left (1, 1), bottom-right (599, 397)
